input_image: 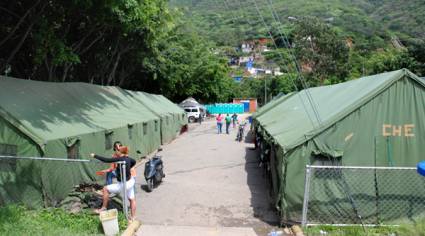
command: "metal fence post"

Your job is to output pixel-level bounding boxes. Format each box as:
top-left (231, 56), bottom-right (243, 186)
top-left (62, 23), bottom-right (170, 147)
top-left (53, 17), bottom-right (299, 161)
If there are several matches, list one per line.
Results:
top-left (302, 165), bottom-right (312, 227)
top-left (120, 161), bottom-right (128, 220)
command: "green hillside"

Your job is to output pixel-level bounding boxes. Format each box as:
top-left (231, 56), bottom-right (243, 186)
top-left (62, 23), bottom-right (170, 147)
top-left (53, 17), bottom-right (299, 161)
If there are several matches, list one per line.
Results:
top-left (169, 0), bottom-right (424, 47)
top-left (167, 0), bottom-right (424, 102)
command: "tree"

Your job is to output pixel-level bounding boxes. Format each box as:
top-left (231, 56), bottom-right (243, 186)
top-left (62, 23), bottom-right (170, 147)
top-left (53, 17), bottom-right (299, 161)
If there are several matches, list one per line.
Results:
top-left (365, 49), bottom-right (419, 75)
top-left (0, 1), bottom-right (240, 103)
top-left (0, 0), bottom-right (172, 85)
top-left (268, 74), bottom-right (296, 96)
top-left (292, 17), bottom-right (350, 85)
top-left (139, 21), bottom-right (236, 103)
top-left (407, 39), bottom-right (425, 76)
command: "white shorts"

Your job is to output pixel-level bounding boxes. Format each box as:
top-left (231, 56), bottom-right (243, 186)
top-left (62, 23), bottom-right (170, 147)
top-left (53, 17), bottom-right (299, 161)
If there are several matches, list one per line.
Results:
top-left (106, 177), bottom-right (135, 199)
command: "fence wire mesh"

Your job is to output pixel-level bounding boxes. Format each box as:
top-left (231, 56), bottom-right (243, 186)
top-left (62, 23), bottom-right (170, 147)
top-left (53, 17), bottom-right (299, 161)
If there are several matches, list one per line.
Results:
top-left (302, 165), bottom-right (425, 226)
top-left (0, 155), bottom-right (129, 218)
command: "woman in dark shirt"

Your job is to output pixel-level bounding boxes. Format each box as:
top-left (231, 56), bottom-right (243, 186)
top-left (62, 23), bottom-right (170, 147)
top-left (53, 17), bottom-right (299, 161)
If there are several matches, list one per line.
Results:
top-left (91, 146), bottom-right (137, 221)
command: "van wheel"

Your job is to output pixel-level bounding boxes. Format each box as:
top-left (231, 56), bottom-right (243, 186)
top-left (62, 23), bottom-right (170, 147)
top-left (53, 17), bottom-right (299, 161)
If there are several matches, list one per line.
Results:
top-left (188, 116), bottom-right (195, 123)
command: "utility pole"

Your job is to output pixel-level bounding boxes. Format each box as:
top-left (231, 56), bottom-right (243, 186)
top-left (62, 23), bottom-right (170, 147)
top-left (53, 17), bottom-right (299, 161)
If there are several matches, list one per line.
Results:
top-left (264, 76), bottom-right (267, 104)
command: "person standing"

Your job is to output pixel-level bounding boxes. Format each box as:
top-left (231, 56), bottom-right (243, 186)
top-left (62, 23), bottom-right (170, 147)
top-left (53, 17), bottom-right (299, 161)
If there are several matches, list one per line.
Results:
top-left (216, 114), bottom-right (223, 134)
top-left (130, 157), bottom-right (137, 194)
top-left (91, 146), bottom-right (137, 222)
top-left (231, 113), bottom-right (238, 128)
top-left (225, 114), bottom-right (232, 134)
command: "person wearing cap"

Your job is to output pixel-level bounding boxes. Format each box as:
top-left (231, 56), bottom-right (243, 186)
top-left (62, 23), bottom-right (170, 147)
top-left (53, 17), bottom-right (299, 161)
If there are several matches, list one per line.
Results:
top-left (232, 113), bottom-right (238, 128)
top-left (91, 146), bottom-right (137, 221)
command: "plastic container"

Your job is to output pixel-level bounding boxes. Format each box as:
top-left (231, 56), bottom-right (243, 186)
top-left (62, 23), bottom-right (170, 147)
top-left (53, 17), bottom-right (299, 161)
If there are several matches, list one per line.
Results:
top-left (205, 103), bottom-right (244, 114)
top-left (99, 209), bottom-right (119, 235)
top-left (417, 161), bottom-right (425, 176)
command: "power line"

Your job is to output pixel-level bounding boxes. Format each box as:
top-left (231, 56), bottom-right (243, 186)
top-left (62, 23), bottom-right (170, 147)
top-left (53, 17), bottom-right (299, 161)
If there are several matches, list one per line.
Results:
top-left (261, 4), bottom-right (365, 225)
top-left (246, 0), bottom-right (320, 128)
top-left (263, 0), bottom-right (323, 126)
top-left (220, 0), bottom-right (322, 127)
top-left (208, 0), bottom-right (321, 128)
top-left (220, 0), bottom-right (318, 128)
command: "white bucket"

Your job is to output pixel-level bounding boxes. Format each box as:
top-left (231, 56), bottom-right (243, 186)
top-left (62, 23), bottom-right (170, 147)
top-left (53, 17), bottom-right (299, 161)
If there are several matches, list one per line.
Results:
top-left (99, 209), bottom-right (119, 235)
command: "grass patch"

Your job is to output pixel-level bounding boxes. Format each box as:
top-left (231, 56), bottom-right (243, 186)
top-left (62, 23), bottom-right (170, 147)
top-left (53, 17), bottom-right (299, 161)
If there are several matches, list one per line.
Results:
top-left (304, 219), bottom-right (425, 236)
top-left (0, 205), bottom-right (128, 236)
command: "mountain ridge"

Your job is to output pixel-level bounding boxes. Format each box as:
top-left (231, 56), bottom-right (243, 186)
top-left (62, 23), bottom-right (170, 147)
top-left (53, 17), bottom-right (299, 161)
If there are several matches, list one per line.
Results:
top-left (169, 0), bottom-right (424, 47)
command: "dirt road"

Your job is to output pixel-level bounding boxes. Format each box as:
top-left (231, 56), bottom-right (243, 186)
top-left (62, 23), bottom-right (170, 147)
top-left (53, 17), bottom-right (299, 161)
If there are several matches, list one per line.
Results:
top-left (134, 118), bottom-right (278, 235)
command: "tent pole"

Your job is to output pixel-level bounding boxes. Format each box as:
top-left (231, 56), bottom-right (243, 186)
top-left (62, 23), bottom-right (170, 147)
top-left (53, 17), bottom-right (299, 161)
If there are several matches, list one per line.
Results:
top-left (301, 165), bottom-right (312, 226)
top-left (120, 161), bottom-right (128, 220)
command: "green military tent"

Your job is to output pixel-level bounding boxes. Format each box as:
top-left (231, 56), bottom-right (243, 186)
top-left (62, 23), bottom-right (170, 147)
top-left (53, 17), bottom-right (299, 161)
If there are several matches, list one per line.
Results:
top-left (154, 94), bottom-right (188, 132)
top-left (253, 69), bottom-right (425, 223)
top-left (0, 77), bottom-right (183, 207)
top-left (122, 90), bottom-right (187, 144)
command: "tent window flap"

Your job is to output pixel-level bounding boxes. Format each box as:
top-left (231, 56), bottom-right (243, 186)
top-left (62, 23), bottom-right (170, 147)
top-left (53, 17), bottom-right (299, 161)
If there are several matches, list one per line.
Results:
top-left (67, 141), bottom-right (80, 159)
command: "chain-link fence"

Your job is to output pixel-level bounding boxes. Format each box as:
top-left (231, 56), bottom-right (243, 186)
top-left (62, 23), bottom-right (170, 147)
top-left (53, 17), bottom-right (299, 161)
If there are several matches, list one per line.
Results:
top-left (302, 165), bottom-right (425, 226)
top-left (0, 155), bottom-right (129, 219)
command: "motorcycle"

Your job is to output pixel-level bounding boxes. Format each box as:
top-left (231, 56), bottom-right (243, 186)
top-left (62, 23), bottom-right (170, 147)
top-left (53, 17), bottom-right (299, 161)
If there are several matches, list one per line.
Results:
top-left (236, 122), bottom-right (246, 142)
top-left (144, 148), bottom-right (165, 192)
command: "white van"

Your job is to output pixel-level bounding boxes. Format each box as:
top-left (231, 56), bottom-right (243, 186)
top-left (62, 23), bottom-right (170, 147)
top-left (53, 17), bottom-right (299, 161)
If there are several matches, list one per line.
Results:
top-left (183, 106), bottom-right (205, 123)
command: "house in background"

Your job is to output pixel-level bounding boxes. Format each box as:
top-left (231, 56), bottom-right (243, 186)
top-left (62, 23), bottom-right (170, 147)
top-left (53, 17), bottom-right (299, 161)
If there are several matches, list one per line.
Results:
top-left (241, 41), bottom-right (255, 53)
top-left (233, 98), bottom-right (257, 113)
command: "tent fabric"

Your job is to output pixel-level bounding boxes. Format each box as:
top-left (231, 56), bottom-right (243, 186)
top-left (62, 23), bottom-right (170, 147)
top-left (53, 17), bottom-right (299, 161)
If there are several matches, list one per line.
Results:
top-left (253, 69), bottom-right (425, 223)
top-left (120, 90), bottom-right (185, 144)
top-left (0, 78), bottom-right (158, 144)
top-left (256, 69), bottom-right (424, 152)
top-left (179, 97), bottom-right (201, 108)
top-left (148, 93), bottom-right (187, 142)
top-left (0, 77), bottom-right (186, 208)
top-left (155, 94), bottom-right (188, 129)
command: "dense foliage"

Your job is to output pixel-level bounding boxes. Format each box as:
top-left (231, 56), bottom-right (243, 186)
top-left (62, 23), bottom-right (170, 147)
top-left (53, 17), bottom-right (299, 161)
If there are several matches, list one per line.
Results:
top-left (169, 0), bottom-right (424, 47)
top-left (169, 0), bottom-right (425, 101)
top-left (142, 21), bottom-right (237, 102)
top-left (293, 17), bottom-right (350, 85)
top-left (0, 0), bottom-right (236, 103)
top-left (1, 0), bottom-right (169, 83)
top-left (0, 0), bottom-right (424, 104)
